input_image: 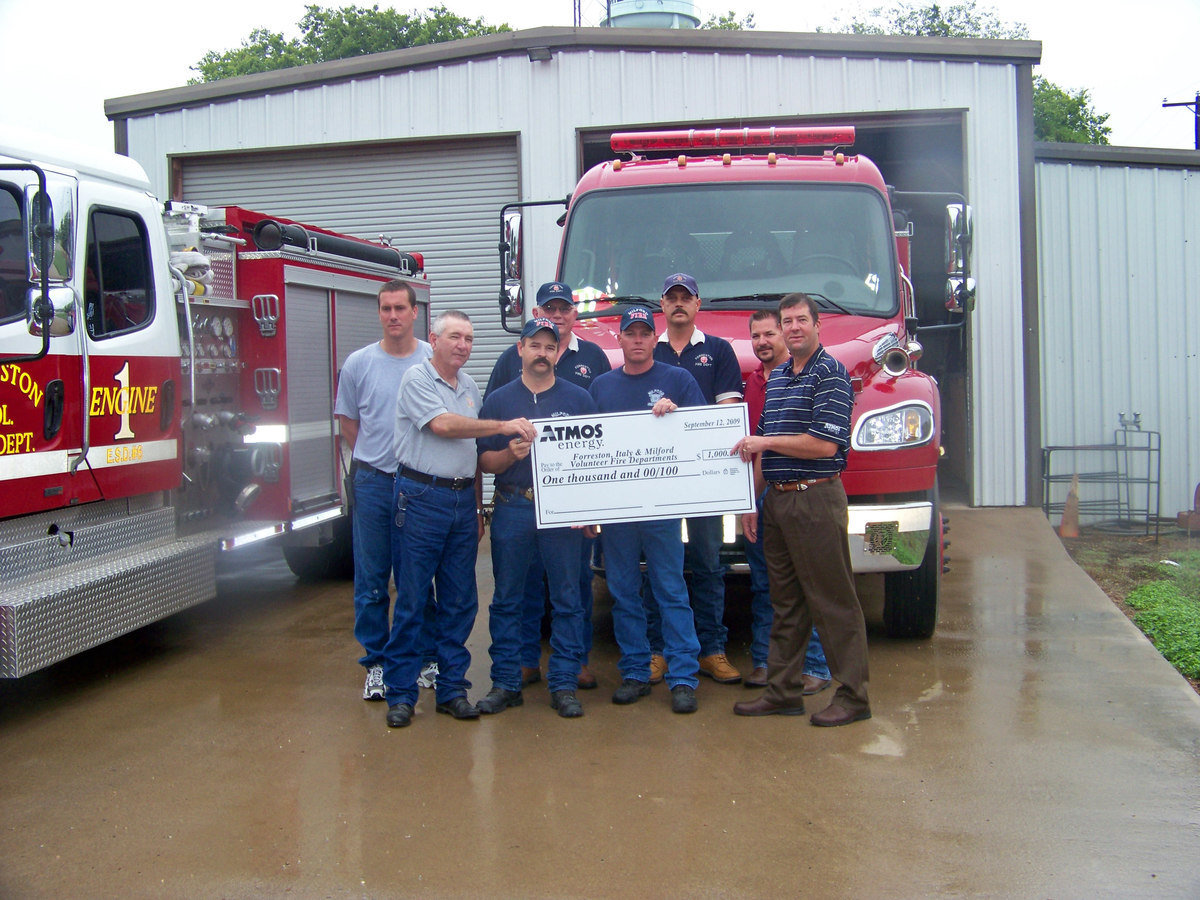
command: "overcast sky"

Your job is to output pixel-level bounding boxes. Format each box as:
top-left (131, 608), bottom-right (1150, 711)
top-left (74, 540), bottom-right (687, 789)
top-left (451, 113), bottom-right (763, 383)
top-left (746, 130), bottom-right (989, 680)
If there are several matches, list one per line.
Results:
top-left (1, 0), bottom-right (1196, 153)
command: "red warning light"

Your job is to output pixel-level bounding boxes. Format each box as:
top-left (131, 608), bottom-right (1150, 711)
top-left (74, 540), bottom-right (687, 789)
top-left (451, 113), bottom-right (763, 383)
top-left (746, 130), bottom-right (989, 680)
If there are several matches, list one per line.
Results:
top-left (610, 126), bottom-right (855, 153)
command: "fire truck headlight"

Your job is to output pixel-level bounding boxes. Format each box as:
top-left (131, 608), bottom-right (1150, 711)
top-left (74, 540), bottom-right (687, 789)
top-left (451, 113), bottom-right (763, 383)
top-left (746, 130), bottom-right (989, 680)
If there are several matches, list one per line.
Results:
top-left (852, 402), bottom-right (934, 450)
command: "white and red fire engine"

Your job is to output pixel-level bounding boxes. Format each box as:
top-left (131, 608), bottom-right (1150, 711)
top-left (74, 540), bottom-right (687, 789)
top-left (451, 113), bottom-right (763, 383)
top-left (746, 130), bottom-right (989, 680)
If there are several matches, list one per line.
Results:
top-left (500, 126), bottom-right (974, 638)
top-left (1, 135), bottom-right (428, 678)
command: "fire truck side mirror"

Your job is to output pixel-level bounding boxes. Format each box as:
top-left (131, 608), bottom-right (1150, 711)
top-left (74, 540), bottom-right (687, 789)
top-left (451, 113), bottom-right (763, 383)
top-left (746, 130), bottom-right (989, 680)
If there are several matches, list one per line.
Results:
top-left (945, 204), bottom-right (973, 276)
top-left (27, 286), bottom-right (77, 337)
top-left (29, 190), bottom-right (55, 277)
top-left (944, 203), bottom-right (975, 313)
top-left (499, 209), bottom-right (524, 331)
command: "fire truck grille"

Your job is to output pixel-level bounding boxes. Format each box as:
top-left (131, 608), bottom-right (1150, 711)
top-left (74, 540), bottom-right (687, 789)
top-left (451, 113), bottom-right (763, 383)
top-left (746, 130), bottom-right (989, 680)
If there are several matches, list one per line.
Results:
top-left (864, 521), bottom-right (900, 554)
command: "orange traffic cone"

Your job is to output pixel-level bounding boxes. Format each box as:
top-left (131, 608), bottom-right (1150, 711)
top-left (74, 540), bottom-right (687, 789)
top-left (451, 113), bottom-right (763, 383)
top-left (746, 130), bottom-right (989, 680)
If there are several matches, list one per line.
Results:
top-left (1059, 473), bottom-right (1080, 538)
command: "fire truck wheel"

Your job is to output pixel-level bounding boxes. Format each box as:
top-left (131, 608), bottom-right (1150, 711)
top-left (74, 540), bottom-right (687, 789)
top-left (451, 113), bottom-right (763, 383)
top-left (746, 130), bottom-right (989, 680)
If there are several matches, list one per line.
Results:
top-left (882, 486), bottom-right (942, 639)
top-left (282, 518), bottom-right (354, 581)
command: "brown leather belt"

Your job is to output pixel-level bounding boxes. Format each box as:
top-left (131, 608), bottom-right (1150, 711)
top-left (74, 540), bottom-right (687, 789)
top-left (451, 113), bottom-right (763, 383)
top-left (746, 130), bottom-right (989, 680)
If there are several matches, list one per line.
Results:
top-left (398, 465), bottom-right (473, 491)
top-left (769, 475), bottom-right (840, 492)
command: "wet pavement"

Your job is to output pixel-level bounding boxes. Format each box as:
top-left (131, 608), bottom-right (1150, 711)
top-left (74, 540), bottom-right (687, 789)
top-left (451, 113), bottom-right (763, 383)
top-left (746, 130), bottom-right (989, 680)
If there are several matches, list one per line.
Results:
top-left (1, 506), bottom-right (1199, 898)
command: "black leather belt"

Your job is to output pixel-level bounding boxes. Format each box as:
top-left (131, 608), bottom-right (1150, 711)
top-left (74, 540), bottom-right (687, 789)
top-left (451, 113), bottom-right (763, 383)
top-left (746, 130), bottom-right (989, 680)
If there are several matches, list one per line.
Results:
top-left (770, 474), bottom-right (840, 492)
top-left (353, 460), bottom-right (395, 478)
top-left (496, 487), bottom-right (535, 502)
top-left (399, 465), bottom-right (473, 491)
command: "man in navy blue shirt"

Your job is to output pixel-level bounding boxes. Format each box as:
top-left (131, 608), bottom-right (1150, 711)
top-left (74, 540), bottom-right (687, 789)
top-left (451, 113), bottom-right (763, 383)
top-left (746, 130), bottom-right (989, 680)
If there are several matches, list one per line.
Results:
top-left (485, 281), bottom-right (612, 394)
top-left (589, 305), bottom-right (705, 714)
top-left (485, 282), bottom-right (612, 692)
top-left (477, 318), bottom-right (598, 718)
top-left (732, 293), bottom-right (871, 727)
top-left (648, 273), bottom-right (744, 687)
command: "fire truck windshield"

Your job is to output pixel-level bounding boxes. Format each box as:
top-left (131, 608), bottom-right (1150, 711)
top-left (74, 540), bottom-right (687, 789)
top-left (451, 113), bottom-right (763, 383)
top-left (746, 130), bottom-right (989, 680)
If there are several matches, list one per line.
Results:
top-left (561, 183), bottom-right (897, 317)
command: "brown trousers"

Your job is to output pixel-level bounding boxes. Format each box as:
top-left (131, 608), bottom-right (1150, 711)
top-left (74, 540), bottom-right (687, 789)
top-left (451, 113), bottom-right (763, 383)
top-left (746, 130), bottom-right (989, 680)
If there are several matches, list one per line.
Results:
top-left (762, 479), bottom-right (870, 712)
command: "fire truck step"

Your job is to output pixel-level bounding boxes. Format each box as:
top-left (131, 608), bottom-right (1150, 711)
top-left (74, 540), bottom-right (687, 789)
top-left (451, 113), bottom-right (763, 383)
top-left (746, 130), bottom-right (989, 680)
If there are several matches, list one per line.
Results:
top-left (0, 536), bottom-right (218, 679)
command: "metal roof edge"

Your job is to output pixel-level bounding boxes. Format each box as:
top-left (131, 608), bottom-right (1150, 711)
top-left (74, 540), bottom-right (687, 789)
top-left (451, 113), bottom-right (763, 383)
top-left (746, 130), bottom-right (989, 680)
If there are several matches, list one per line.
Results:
top-left (1035, 141), bottom-right (1200, 169)
top-left (105, 26), bottom-right (1042, 119)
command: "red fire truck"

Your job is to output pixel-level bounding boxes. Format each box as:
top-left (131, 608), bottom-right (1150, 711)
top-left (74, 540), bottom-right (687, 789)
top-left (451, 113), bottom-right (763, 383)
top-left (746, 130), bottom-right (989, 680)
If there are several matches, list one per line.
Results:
top-left (1, 135), bottom-right (428, 677)
top-left (499, 126), bottom-right (973, 638)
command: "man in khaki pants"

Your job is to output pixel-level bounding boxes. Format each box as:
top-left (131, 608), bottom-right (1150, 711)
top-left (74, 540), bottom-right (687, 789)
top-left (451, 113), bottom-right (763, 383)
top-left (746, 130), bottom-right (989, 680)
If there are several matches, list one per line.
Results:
top-left (731, 293), bottom-right (871, 726)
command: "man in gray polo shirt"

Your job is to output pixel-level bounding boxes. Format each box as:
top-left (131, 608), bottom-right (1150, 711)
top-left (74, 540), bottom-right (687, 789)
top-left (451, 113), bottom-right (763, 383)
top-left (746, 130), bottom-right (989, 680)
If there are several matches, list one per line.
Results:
top-left (382, 310), bottom-right (537, 728)
top-left (334, 279), bottom-right (432, 702)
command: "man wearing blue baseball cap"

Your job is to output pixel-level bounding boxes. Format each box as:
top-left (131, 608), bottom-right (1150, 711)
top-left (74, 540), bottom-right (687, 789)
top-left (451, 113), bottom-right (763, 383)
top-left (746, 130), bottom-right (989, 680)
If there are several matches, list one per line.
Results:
top-left (647, 273), bottom-right (745, 687)
top-left (587, 306), bottom-right (706, 714)
top-left (476, 318), bottom-right (599, 718)
top-left (484, 282), bottom-right (612, 692)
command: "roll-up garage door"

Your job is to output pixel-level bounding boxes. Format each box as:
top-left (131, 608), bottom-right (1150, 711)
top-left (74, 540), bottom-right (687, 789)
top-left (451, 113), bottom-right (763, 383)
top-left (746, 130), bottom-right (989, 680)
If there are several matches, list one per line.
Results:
top-left (179, 137), bottom-right (518, 385)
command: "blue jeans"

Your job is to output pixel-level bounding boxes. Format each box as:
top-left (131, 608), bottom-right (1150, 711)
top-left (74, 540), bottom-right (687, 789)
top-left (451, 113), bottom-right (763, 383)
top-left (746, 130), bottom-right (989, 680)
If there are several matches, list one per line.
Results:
top-left (602, 519), bottom-right (700, 689)
top-left (490, 493), bottom-right (586, 693)
top-left (351, 467), bottom-right (437, 668)
top-left (383, 476), bottom-right (479, 708)
top-left (520, 537), bottom-right (596, 667)
top-left (746, 491), bottom-right (830, 677)
top-left (644, 515), bottom-right (727, 657)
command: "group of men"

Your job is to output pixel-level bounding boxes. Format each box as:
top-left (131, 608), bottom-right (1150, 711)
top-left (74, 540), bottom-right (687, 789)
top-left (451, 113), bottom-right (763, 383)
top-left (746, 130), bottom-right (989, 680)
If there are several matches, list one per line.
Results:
top-left (334, 272), bottom-right (871, 729)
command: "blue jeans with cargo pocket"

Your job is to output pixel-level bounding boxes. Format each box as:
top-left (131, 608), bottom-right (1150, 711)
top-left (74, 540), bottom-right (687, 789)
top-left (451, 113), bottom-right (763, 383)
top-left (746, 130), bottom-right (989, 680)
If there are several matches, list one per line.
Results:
top-left (383, 476), bottom-right (479, 708)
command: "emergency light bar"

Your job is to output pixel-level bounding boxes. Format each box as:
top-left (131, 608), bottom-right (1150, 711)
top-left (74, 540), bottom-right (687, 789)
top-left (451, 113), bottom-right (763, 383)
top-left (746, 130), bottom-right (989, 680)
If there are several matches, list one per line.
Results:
top-left (610, 126), bottom-right (855, 153)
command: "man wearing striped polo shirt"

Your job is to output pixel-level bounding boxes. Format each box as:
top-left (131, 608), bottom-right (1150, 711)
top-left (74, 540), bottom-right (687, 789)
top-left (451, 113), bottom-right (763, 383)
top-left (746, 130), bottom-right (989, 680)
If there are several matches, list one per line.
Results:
top-left (731, 293), bottom-right (871, 726)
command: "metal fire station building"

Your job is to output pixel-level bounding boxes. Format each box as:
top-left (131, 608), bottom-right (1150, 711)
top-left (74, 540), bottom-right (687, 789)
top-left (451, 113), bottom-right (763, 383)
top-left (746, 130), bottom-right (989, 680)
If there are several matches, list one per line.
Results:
top-left (104, 25), bottom-right (1200, 518)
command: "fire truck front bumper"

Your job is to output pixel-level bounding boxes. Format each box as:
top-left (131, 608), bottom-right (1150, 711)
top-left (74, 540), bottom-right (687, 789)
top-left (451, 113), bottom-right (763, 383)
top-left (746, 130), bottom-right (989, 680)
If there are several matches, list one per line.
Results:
top-left (846, 501), bottom-right (933, 573)
top-left (715, 500), bottom-right (934, 575)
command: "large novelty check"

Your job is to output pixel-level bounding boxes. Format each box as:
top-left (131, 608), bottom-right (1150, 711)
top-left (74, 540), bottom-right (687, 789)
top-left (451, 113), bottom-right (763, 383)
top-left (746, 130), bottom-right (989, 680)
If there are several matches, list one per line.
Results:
top-left (530, 403), bottom-right (756, 528)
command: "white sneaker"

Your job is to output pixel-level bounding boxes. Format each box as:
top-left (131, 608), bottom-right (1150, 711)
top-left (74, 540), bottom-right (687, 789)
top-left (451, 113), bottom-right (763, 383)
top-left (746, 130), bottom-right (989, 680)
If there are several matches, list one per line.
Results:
top-left (363, 664), bottom-right (385, 701)
top-left (417, 661), bottom-right (438, 689)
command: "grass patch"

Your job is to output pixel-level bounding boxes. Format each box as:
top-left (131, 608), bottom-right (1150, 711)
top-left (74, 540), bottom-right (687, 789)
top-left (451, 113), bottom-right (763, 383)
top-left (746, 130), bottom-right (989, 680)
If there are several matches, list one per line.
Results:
top-left (1127, 580), bottom-right (1200, 679)
top-left (1062, 528), bottom-right (1200, 691)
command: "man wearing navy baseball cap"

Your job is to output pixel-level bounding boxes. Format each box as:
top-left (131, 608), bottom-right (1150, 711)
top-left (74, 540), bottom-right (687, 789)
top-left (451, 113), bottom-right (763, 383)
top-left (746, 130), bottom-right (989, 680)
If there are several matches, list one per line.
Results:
top-left (587, 305), bottom-right (706, 714)
top-left (484, 282), bottom-right (612, 693)
top-left (647, 272), bottom-right (745, 687)
top-left (477, 317), bottom-right (598, 718)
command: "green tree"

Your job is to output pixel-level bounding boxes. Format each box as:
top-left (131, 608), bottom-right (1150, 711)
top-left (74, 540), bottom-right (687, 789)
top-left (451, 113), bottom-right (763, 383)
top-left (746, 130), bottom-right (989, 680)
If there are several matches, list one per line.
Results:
top-left (819, 2), bottom-right (1110, 144)
top-left (822, 0), bottom-right (1027, 38)
top-left (1032, 75), bottom-right (1111, 144)
top-left (701, 11), bottom-right (756, 30)
top-left (191, 4), bottom-right (511, 83)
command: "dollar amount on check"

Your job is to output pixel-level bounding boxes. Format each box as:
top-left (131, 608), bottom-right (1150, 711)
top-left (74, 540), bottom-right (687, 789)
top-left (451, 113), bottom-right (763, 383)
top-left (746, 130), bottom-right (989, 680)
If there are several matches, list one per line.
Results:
top-left (529, 403), bottom-right (756, 528)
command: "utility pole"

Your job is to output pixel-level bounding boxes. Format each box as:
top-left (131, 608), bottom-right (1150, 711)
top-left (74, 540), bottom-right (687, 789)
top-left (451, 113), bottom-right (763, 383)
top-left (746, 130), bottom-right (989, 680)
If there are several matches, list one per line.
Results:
top-left (1162, 92), bottom-right (1200, 150)
top-left (573, 0), bottom-right (580, 27)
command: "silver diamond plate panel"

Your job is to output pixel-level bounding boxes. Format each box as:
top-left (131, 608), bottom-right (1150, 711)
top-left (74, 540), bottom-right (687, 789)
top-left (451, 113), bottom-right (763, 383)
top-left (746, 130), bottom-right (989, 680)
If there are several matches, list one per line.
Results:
top-left (0, 496), bottom-right (165, 545)
top-left (0, 536), bottom-right (218, 678)
top-left (2, 508), bottom-right (177, 586)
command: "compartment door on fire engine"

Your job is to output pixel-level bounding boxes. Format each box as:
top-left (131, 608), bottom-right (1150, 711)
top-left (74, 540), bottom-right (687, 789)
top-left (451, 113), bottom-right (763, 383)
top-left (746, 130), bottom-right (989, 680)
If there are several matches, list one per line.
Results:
top-left (79, 207), bottom-right (181, 505)
top-left (283, 282), bottom-right (337, 508)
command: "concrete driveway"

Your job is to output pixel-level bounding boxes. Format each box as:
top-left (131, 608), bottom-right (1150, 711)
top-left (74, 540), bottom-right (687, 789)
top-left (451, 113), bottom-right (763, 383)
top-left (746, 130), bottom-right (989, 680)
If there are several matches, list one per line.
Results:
top-left (1, 507), bottom-right (1198, 897)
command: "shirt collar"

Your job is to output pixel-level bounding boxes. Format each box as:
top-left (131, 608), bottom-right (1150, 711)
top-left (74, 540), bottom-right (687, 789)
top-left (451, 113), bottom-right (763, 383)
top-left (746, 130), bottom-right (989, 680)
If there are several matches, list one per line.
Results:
top-left (657, 328), bottom-right (706, 347)
top-left (784, 346), bottom-right (824, 378)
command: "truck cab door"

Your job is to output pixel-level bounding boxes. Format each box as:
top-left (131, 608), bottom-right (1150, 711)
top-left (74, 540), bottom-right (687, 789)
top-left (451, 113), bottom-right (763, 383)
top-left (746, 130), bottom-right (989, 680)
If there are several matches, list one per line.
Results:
top-left (73, 205), bottom-right (182, 507)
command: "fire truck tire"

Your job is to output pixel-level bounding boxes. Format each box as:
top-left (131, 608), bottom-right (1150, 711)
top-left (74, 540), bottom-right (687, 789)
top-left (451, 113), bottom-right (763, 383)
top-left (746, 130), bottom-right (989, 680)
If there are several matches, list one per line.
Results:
top-left (282, 518), bottom-right (354, 581)
top-left (882, 487), bottom-right (941, 639)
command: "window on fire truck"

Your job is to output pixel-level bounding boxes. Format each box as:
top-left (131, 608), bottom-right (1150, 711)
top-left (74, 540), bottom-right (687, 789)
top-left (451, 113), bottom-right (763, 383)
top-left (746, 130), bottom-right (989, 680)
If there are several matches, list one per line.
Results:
top-left (560, 183), bottom-right (897, 315)
top-left (0, 186), bottom-right (25, 324)
top-left (84, 208), bottom-right (155, 339)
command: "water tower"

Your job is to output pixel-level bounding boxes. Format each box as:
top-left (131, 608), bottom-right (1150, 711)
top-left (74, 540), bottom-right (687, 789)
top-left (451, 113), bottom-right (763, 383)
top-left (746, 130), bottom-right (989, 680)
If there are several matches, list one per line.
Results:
top-left (602, 0), bottom-right (700, 29)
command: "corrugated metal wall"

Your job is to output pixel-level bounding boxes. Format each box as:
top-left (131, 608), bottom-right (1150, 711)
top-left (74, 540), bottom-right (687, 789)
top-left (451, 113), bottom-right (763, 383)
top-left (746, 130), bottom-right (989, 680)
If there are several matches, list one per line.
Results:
top-left (178, 138), bottom-right (518, 385)
top-left (119, 41), bottom-right (1030, 505)
top-left (1036, 156), bottom-right (1200, 522)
